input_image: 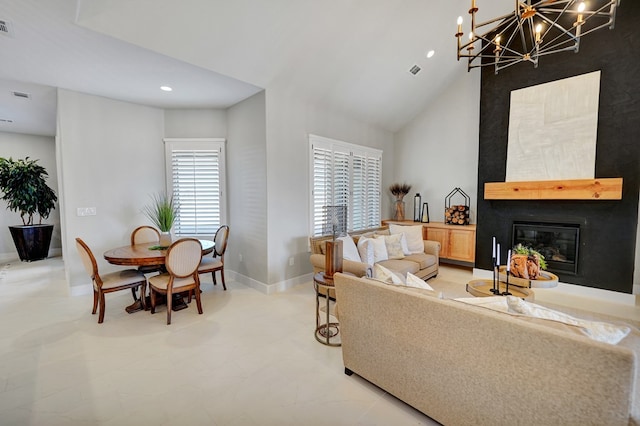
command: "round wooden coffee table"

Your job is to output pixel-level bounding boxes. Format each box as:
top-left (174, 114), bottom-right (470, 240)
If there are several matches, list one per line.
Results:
top-left (466, 279), bottom-right (535, 301)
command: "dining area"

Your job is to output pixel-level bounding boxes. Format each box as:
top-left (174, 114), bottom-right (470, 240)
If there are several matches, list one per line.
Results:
top-left (76, 224), bottom-right (229, 325)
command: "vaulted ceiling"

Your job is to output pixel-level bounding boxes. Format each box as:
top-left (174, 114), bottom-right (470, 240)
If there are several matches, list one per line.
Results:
top-left (0, 0), bottom-right (509, 136)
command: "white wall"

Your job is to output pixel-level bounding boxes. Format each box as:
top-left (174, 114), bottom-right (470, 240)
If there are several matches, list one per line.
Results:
top-left (164, 108), bottom-right (227, 138)
top-left (227, 91), bottom-right (268, 286)
top-left (0, 132), bottom-right (61, 261)
top-left (57, 89), bottom-right (165, 290)
top-left (265, 88), bottom-right (395, 287)
top-left (394, 72), bottom-right (481, 224)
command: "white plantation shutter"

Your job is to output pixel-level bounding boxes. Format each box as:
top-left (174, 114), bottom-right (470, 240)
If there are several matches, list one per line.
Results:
top-left (164, 139), bottom-right (226, 237)
top-left (310, 135), bottom-right (382, 237)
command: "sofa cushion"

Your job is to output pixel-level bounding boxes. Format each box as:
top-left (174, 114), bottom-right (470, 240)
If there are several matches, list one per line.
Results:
top-left (406, 272), bottom-right (435, 291)
top-left (338, 235), bottom-right (361, 262)
top-left (404, 252), bottom-right (437, 270)
top-left (373, 264), bottom-right (404, 284)
top-left (377, 258), bottom-right (420, 276)
top-left (376, 234), bottom-right (404, 260)
top-left (369, 237), bottom-right (389, 263)
top-left (357, 237), bottom-right (374, 265)
top-left (389, 224), bottom-right (424, 254)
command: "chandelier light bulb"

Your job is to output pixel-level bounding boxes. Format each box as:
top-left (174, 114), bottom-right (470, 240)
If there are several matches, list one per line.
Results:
top-left (578, 2), bottom-right (586, 13)
top-left (469, 31), bottom-right (474, 40)
top-left (457, 16), bottom-right (463, 25)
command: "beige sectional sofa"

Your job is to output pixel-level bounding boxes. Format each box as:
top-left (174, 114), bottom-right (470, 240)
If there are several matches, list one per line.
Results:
top-left (334, 272), bottom-right (639, 426)
top-left (309, 225), bottom-right (440, 280)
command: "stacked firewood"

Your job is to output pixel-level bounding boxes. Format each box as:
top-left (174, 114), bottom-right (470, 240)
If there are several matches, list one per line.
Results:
top-left (445, 205), bottom-right (469, 225)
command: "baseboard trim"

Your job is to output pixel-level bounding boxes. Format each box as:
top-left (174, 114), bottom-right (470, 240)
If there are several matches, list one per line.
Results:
top-left (227, 271), bottom-right (313, 295)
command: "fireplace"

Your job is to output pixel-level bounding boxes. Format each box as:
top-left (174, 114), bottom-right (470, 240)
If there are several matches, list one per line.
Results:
top-left (512, 221), bottom-right (580, 276)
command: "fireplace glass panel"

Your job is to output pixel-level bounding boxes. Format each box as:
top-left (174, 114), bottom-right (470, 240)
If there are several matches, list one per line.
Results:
top-left (512, 222), bottom-right (579, 275)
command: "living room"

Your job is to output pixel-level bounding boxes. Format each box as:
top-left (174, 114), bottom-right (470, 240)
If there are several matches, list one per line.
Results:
top-left (0, 0), bottom-right (639, 423)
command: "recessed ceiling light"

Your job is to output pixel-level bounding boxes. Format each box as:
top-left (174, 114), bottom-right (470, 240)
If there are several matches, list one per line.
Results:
top-left (426, 50), bottom-right (435, 59)
top-left (160, 86), bottom-right (173, 92)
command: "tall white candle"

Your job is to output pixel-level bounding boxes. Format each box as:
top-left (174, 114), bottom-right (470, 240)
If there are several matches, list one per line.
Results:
top-left (496, 243), bottom-right (500, 266)
top-left (492, 237), bottom-right (496, 258)
top-left (506, 249), bottom-right (511, 272)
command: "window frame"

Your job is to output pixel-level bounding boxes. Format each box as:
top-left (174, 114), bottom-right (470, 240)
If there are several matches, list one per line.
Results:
top-left (309, 134), bottom-right (382, 237)
top-left (163, 138), bottom-right (227, 238)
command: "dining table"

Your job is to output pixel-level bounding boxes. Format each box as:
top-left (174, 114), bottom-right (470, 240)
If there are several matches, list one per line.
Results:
top-left (104, 239), bottom-right (214, 313)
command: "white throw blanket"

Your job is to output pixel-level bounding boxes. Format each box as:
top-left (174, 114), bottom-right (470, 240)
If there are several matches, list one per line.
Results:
top-left (455, 296), bottom-right (631, 345)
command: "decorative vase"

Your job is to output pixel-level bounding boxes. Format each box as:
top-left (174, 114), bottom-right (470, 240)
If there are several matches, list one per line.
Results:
top-left (393, 198), bottom-right (405, 221)
top-left (159, 231), bottom-right (172, 248)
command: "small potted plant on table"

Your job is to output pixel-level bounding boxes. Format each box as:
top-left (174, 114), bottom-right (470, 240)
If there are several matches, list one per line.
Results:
top-left (143, 192), bottom-right (178, 248)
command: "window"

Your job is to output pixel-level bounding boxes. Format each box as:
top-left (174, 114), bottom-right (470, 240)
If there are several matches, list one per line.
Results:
top-left (164, 138), bottom-right (226, 237)
top-left (310, 134), bottom-right (382, 237)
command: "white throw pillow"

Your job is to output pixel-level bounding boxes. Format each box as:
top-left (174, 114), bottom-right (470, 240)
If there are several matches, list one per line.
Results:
top-left (399, 233), bottom-right (411, 256)
top-left (357, 237), bottom-right (375, 265)
top-left (406, 272), bottom-right (435, 291)
top-left (389, 224), bottom-right (424, 254)
top-left (374, 264), bottom-right (404, 284)
top-left (377, 234), bottom-right (404, 260)
top-left (338, 235), bottom-right (361, 262)
top-left (370, 236), bottom-right (389, 263)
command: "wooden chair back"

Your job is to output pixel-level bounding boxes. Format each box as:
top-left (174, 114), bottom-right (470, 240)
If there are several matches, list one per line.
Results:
top-left (165, 238), bottom-right (203, 278)
top-left (75, 238), bottom-right (99, 281)
top-left (131, 226), bottom-right (160, 245)
top-left (214, 225), bottom-right (229, 258)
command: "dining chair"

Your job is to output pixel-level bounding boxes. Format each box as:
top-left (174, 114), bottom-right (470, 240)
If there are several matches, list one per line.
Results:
top-left (198, 225), bottom-right (229, 290)
top-left (130, 225), bottom-right (163, 305)
top-left (148, 238), bottom-right (203, 325)
top-left (75, 238), bottom-right (147, 324)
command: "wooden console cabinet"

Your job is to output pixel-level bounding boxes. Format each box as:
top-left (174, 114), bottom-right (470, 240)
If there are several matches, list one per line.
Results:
top-left (383, 220), bottom-right (476, 266)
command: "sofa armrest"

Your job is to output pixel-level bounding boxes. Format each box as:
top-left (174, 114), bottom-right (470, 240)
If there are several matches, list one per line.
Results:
top-left (424, 240), bottom-right (440, 262)
top-left (309, 253), bottom-right (372, 277)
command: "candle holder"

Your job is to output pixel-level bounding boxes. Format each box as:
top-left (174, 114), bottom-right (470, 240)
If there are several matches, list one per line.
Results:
top-left (490, 257), bottom-right (500, 294)
top-left (502, 270), bottom-right (512, 296)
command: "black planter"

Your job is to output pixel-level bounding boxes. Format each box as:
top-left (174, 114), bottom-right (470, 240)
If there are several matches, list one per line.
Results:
top-left (9, 224), bottom-right (54, 262)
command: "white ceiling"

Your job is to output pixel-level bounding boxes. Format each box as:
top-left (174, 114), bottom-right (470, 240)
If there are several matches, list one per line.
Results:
top-left (0, 0), bottom-right (510, 137)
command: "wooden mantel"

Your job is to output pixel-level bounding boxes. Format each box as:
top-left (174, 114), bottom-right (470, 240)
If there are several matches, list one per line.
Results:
top-left (484, 178), bottom-right (623, 200)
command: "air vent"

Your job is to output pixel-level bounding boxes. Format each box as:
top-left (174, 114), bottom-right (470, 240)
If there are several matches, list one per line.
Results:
top-left (12, 91), bottom-right (30, 99)
top-left (0, 19), bottom-right (14, 37)
top-left (0, 118), bottom-right (14, 123)
top-left (409, 65), bottom-right (421, 75)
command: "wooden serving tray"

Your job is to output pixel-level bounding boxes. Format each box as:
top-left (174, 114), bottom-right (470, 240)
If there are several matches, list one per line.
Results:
top-left (497, 267), bottom-right (559, 288)
top-left (466, 279), bottom-right (535, 301)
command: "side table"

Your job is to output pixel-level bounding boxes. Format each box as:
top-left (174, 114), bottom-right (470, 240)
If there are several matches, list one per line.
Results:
top-left (313, 272), bottom-right (341, 346)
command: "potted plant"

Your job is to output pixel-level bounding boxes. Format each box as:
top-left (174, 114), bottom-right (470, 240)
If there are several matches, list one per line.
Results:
top-left (142, 192), bottom-right (178, 248)
top-left (0, 157), bottom-right (58, 261)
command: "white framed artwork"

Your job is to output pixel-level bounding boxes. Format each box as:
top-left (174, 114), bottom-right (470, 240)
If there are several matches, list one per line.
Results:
top-left (506, 71), bottom-right (601, 182)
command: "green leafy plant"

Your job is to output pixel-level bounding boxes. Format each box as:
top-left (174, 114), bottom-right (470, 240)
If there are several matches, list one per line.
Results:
top-left (142, 192), bottom-right (178, 232)
top-left (0, 157), bottom-right (58, 225)
top-left (512, 243), bottom-right (548, 270)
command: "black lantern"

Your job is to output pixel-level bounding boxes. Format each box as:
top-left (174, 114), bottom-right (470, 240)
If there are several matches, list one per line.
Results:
top-left (413, 193), bottom-right (421, 222)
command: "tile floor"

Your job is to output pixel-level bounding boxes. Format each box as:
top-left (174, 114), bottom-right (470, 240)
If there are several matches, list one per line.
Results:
top-left (0, 257), bottom-right (448, 426)
top-left (1, 257), bottom-right (637, 425)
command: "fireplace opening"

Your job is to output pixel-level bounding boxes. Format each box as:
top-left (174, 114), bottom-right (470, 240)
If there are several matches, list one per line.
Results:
top-left (512, 221), bottom-right (580, 276)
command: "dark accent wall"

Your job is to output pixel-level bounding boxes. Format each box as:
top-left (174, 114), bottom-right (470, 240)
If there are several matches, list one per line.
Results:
top-left (476, 1), bottom-right (640, 293)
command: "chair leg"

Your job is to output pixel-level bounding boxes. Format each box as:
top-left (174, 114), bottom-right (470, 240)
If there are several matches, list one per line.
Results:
top-left (98, 291), bottom-right (106, 324)
top-left (139, 282), bottom-right (147, 310)
top-left (212, 271), bottom-right (217, 286)
top-left (220, 269), bottom-right (227, 291)
top-left (150, 288), bottom-right (156, 314)
top-left (130, 287), bottom-right (137, 302)
top-left (166, 293), bottom-right (172, 325)
top-left (92, 289), bottom-right (99, 314)
top-left (195, 286), bottom-right (203, 314)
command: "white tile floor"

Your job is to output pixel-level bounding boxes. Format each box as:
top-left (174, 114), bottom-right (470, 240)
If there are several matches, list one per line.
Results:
top-left (1, 257), bottom-right (637, 425)
top-left (0, 257), bottom-right (443, 425)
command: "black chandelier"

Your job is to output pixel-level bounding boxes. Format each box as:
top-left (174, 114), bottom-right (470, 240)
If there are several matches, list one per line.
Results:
top-left (456, 0), bottom-right (621, 74)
